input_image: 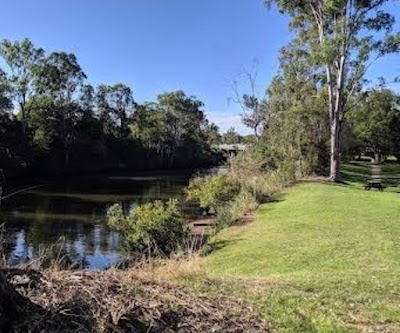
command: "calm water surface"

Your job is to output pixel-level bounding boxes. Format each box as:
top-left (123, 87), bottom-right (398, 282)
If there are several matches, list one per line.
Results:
top-left (1, 168), bottom-right (218, 269)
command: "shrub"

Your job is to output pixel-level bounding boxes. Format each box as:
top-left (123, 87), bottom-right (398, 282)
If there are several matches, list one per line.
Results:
top-left (186, 173), bottom-right (240, 211)
top-left (229, 148), bottom-right (267, 182)
top-left (186, 150), bottom-right (297, 234)
top-left (215, 189), bottom-right (258, 231)
top-left (229, 150), bottom-right (295, 201)
top-left (107, 199), bottom-right (189, 256)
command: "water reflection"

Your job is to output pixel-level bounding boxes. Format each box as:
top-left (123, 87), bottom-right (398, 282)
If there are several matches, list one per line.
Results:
top-left (1, 168), bottom-right (217, 269)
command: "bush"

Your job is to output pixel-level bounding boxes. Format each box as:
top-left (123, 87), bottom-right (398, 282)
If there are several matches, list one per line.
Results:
top-left (107, 199), bottom-right (189, 256)
top-left (186, 173), bottom-right (240, 211)
top-left (185, 150), bottom-right (297, 234)
top-left (215, 189), bottom-right (258, 231)
top-left (186, 172), bottom-right (258, 232)
top-left (229, 150), bottom-right (296, 201)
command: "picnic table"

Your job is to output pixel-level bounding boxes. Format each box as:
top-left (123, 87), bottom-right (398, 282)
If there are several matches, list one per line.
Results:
top-left (365, 179), bottom-right (385, 191)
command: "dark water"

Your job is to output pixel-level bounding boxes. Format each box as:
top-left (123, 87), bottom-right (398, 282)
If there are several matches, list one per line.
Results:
top-left (1, 168), bottom-right (218, 269)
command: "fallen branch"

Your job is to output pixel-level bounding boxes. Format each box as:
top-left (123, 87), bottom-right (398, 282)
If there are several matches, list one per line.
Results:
top-left (1, 184), bottom-right (46, 201)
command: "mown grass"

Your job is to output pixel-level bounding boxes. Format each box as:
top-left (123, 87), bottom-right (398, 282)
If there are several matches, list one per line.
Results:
top-left (202, 162), bottom-right (400, 333)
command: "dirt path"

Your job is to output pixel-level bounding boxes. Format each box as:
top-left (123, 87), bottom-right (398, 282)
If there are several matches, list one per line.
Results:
top-left (371, 164), bottom-right (382, 181)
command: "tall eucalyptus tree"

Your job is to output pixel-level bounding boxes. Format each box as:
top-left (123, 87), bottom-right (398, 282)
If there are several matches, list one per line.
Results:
top-left (265, 0), bottom-right (400, 181)
top-left (96, 84), bottom-right (134, 139)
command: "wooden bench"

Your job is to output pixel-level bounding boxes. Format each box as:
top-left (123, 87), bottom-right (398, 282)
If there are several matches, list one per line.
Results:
top-left (365, 180), bottom-right (385, 191)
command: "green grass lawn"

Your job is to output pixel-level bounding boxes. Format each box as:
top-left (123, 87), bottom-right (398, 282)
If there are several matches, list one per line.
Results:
top-left (204, 163), bottom-right (400, 333)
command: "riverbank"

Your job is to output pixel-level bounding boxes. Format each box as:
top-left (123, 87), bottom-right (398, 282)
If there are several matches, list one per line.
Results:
top-left (3, 162), bottom-right (400, 332)
top-left (3, 266), bottom-right (267, 333)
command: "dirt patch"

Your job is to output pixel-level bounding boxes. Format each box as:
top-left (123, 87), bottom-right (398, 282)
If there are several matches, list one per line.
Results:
top-left (231, 214), bottom-right (256, 227)
top-left (5, 269), bottom-right (269, 333)
top-left (187, 217), bottom-right (215, 236)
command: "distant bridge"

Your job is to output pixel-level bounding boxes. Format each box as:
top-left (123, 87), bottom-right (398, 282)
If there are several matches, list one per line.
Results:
top-left (214, 144), bottom-right (248, 157)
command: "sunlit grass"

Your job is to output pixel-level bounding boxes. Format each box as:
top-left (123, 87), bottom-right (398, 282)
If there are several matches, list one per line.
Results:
top-left (203, 163), bottom-right (400, 332)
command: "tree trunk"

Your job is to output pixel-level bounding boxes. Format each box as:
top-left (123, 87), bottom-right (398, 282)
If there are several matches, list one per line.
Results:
top-left (374, 151), bottom-right (382, 165)
top-left (19, 102), bottom-right (27, 138)
top-left (330, 117), bottom-right (341, 182)
top-left (329, 55), bottom-right (346, 183)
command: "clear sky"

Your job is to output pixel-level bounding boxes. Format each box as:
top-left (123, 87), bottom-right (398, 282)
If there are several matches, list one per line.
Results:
top-left (1, 0), bottom-right (399, 134)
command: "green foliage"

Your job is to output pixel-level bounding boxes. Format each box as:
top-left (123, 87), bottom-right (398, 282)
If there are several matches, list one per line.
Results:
top-left (0, 38), bottom-right (44, 141)
top-left (186, 173), bottom-right (240, 210)
top-left (228, 148), bottom-right (299, 202)
top-left (240, 93), bottom-right (269, 139)
top-left (96, 83), bottom-right (134, 139)
top-left (156, 90), bottom-right (210, 166)
top-left (215, 189), bottom-right (258, 231)
top-left (263, 43), bottom-right (330, 178)
top-left (204, 122), bottom-right (221, 146)
top-left (347, 89), bottom-right (400, 162)
top-left (0, 70), bottom-right (12, 113)
top-left (264, 0), bottom-right (399, 181)
top-left (107, 199), bottom-right (189, 256)
top-left (221, 127), bottom-right (244, 144)
top-left (131, 91), bottom-right (219, 168)
top-left (34, 51), bottom-right (86, 100)
top-left (186, 167), bottom-right (261, 232)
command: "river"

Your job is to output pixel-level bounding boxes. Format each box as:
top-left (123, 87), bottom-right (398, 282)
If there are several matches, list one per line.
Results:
top-left (0, 168), bottom-right (219, 269)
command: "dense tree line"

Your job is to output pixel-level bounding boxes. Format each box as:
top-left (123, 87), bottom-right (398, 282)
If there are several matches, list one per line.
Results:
top-left (238, 0), bottom-right (400, 179)
top-left (0, 38), bottom-right (225, 177)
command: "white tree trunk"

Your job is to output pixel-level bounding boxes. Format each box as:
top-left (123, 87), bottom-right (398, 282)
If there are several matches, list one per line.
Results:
top-left (329, 56), bottom-right (346, 182)
top-left (330, 117), bottom-right (341, 182)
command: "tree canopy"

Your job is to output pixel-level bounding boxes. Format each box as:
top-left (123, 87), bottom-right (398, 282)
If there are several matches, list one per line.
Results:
top-left (347, 88), bottom-right (400, 163)
top-left (0, 39), bottom-right (222, 176)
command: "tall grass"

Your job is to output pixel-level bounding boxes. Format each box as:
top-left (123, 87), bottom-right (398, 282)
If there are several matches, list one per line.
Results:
top-left (229, 150), bottom-right (297, 201)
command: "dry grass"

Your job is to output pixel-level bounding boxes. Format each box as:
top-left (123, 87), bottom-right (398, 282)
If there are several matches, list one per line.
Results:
top-left (5, 265), bottom-right (269, 333)
top-left (109, 247), bottom-right (208, 283)
top-left (1, 235), bottom-right (269, 332)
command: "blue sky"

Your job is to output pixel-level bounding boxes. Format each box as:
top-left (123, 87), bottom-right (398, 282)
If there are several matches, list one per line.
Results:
top-left (1, 0), bottom-right (399, 134)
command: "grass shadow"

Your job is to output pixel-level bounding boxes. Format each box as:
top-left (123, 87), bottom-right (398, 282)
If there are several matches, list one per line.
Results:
top-left (204, 238), bottom-right (245, 255)
top-left (341, 162), bottom-right (371, 185)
